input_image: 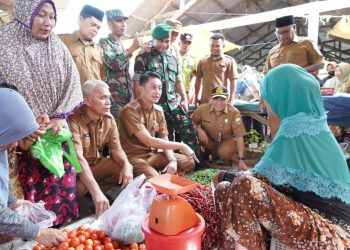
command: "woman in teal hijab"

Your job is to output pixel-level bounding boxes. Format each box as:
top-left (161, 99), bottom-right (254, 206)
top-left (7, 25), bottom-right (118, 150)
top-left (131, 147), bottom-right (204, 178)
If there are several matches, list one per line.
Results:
top-left (214, 64), bottom-right (350, 250)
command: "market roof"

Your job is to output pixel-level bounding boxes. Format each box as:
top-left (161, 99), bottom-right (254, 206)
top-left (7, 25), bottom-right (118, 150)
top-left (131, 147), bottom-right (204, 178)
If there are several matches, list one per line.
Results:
top-left (1, 0), bottom-right (349, 70)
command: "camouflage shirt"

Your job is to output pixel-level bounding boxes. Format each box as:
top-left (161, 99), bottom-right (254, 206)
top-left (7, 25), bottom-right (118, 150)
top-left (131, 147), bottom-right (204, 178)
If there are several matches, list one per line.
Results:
top-left (134, 47), bottom-right (182, 111)
top-left (99, 34), bottom-right (133, 105)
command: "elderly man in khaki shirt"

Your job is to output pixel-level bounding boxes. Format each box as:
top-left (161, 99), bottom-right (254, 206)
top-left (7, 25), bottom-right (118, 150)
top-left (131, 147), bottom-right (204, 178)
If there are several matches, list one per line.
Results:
top-left (60, 5), bottom-right (106, 84)
top-left (119, 71), bottom-right (196, 178)
top-left (68, 80), bottom-right (133, 215)
top-left (195, 33), bottom-right (239, 105)
top-left (263, 15), bottom-right (324, 138)
top-left (192, 86), bottom-right (248, 170)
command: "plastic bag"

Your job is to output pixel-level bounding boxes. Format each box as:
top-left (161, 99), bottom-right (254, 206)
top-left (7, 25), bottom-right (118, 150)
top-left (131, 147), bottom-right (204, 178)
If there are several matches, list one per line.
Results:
top-left (98, 175), bottom-right (156, 244)
top-left (15, 201), bottom-right (56, 228)
top-left (30, 128), bottom-right (81, 178)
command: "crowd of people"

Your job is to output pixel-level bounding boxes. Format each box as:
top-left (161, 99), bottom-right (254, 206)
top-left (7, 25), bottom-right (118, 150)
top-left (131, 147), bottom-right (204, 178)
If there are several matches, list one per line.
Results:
top-left (0, 0), bottom-right (349, 249)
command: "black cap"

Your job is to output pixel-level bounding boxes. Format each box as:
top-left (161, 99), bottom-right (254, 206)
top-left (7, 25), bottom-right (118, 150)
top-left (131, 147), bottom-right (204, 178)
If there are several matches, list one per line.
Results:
top-left (275, 15), bottom-right (295, 28)
top-left (180, 33), bottom-right (193, 42)
top-left (80, 5), bottom-right (104, 22)
top-left (211, 85), bottom-right (228, 99)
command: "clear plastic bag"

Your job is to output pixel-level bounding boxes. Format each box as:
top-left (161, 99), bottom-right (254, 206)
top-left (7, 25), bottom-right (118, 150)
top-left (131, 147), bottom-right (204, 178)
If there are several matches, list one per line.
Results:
top-left (98, 175), bottom-right (157, 244)
top-left (15, 201), bottom-right (56, 228)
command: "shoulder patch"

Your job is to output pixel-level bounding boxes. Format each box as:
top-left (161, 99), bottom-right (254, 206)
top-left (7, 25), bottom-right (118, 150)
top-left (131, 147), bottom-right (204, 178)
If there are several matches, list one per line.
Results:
top-left (153, 104), bottom-right (163, 112)
top-left (128, 100), bottom-right (141, 110)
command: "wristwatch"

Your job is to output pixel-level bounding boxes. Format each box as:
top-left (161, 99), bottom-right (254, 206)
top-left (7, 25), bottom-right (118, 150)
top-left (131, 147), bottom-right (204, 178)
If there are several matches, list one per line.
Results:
top-left (237, 156), bottom-right (245, 160)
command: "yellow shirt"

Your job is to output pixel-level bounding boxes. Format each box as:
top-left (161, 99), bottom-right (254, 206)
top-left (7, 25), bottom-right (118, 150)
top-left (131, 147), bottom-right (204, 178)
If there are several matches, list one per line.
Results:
top-left (181, 54), bottom-right (197, 93)
top-left (59, 32), bottom-right (105, 84)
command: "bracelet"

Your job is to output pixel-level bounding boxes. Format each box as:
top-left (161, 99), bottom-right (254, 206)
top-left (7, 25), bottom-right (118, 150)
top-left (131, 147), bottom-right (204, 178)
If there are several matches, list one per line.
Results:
top-left (237, 156), bottom-right (245, 160)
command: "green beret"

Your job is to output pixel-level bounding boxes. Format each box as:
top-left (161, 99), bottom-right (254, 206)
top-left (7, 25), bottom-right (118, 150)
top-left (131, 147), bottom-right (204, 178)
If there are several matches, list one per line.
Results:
top-left (152, 24), bottom-right (171, 40)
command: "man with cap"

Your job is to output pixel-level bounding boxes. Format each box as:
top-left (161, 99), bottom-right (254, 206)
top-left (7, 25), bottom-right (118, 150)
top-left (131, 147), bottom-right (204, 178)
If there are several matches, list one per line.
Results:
top-left (195, 33), bottom-right (239, 105)
top-left (191, 85), bottom-right (248, 170)
top-left (165, 19), bottom-right (182, 60)
top-left (179, 33), bottom-right (197, 102)
top-left (134, 24), bottom-right (203, 168)
top-left (99, 9), bottom-right (141, 122)
top-left (59, 5), bottom-right (106, 84)
top-left (263, 15), bottom-right (324, 138)
top-left (263, 15), bottom-right (324, 74)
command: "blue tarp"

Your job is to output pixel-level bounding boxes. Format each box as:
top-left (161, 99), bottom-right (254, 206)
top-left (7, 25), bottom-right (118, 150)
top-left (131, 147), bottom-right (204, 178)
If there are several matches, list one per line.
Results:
top-left (323, 94), bottom-right (350, 127)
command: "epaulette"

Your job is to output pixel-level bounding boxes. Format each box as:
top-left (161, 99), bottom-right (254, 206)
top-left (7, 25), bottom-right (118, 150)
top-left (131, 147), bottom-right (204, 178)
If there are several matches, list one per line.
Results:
top-left (129, 101), bottom-right (142, 110)
top-left (153, 104), bottom-right (163, 112)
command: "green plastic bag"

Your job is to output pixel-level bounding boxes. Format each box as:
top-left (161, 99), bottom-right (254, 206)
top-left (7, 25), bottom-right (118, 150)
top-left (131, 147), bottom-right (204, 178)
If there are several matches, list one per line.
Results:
top-left (30, 128), bottom-right (82, 178)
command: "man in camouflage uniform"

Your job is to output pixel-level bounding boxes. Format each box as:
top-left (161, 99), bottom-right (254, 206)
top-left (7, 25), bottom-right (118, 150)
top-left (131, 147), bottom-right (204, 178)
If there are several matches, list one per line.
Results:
top-left (99, 9), bottom-right (141, 122)
top-left (133, 24), bottom-right (201, 159)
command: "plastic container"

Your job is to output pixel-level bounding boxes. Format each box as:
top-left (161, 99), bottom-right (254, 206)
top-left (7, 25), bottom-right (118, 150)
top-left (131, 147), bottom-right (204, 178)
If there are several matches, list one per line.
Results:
top-left (142, 213), bottom-right (205, 250)
top-left (148, 174), bottom-right (198, 195)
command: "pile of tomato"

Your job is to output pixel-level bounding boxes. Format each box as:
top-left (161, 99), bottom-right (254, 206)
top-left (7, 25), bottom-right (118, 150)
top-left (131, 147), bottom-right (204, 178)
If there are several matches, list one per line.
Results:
top-left (33, 226), bottom-right (146, 250)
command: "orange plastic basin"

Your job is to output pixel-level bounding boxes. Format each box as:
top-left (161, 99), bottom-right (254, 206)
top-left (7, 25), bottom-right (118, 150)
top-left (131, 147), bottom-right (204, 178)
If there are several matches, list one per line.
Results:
top-left (148, 174), bottom-right (198, 195)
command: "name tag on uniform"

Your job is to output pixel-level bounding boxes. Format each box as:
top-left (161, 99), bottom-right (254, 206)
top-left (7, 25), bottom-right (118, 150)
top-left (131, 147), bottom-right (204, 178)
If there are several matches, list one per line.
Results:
top-left (235, 117), bottom-right (242, 124)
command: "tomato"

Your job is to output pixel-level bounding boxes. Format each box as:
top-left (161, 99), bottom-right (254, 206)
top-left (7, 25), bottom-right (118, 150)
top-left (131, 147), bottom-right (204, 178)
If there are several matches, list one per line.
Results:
top-left (93, 246), bottom-right (103, 250)
top-left (103, 237), bottom-right (112, 244)
top-left (84, 231), bottom-right (91, 239)
top-left (33, 245), bottom-right (43, 250)
top-left (84, 246), bottom-right (93, 250)
top-left (104, 243), bottom-right (113, 250)
top-left (96, 231), bottom-right (105, 240)
top-left (70, 237), bottom-right (81, 248)
top-left (129, 242), bottom-right (138, 249)
top-left (85, 239), bottom-right (93, 246)
top-left (111, 241), bottom-right (119, 249)
top-left (68, 248), bottom-right (75, 250)
top-left (138, 243), bottom-right (146, 250)
top-left (123, 247), bottom-right (130, 250)
top-left (68, 232), bottom-right (77, 239)
top-left (75, 246), bottom-right (84, 250)
top-left (90, 233), bottom-right (98, 241)
top-left (86, 228), bottom-right (94, 234)
top-left (77, 235), bottom-right (86, 244)
top-left (58, 241), bottom-right (70, 249)
top-left (92, 240), bottom-right (101, 247)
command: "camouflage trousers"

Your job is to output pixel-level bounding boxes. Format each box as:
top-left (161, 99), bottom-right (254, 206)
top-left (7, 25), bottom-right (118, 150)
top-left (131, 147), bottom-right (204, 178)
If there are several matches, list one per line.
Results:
top-left (162, 104), bottom-right (200, 152)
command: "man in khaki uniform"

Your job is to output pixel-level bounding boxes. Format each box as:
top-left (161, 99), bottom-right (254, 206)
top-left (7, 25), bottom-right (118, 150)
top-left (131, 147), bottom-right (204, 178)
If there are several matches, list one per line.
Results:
top-left (119, 72), bottom-right (196, 178)
top-left (68, 80), bottom-right (133, 214)
top-left (195, 33), bottom-right (239, 105)
top-left (263, 15), bottom-right (324, 138)
top-left (59, 5), bottom-right (106, 84)
top-left (192, 86), bottom-right (248, 170)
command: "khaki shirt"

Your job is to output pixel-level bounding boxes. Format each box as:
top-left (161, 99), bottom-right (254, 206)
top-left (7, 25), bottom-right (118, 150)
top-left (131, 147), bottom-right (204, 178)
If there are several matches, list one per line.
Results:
top-left (263, 36), bottom-right (323, 74)
top-left (196, 54), bottom-right (238, 103)
top-left (118, 98), bottom-right (168, 158)
top-left (191, 103), bottom-right (246, 141)
top-left (59, 32), bottom-right (105, 84)
top-left (68, 105), bottom-right (122, 165)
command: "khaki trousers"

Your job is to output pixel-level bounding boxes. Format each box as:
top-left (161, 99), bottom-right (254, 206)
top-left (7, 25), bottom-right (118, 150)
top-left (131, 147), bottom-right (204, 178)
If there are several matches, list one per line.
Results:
top-left (202, 137), bottom-right (237, 161)
top-left (77, 158), bottom-right (121, 197)
top-left (130, 152), bottom-right (195, 178)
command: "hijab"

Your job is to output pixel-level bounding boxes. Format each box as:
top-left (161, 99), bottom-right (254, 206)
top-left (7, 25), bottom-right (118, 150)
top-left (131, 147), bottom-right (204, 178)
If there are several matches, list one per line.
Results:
top-left (0, 88), bottom-right (38, 205)
top-left (0, 0), bottom-right (83, 117)
top-left (324, 62), bottom-right (350, 94)
top-left (253, 64), bottom-right (350, 204)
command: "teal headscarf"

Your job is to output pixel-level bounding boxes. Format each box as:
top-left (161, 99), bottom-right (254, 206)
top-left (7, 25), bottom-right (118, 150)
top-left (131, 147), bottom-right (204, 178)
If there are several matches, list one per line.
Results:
top-left (253, 64), bottom-right (350, 204)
